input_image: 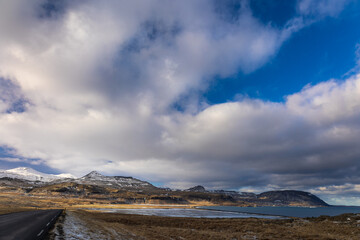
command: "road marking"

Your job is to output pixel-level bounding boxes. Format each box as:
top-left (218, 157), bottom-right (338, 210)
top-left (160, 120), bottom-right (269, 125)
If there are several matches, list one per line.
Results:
top-left (46, 222), bottom-right (50, 226)
top-left (37, 230), bottom-right (44, 237)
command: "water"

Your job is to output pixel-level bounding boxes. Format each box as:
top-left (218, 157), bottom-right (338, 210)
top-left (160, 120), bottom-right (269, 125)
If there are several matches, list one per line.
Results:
top-left (89, 208), bottom-right (284, 219)
top-left (197, 206), bottom-right (360, 218)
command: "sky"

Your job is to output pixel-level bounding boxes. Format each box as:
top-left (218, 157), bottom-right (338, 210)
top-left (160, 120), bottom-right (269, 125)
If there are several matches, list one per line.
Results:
top-left (0, 0), bottom-right (360, 205)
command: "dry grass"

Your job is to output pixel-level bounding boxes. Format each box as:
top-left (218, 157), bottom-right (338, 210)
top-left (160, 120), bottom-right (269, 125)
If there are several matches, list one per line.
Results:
top-left (0, 190), bottom-right (212, 211)
top-left (70, 203), bottom-right (191, 209)
top-left (0, 193), bottom-right (206, 218)
top-left (0, 206), bottom-right (36, 215)
top-left (72, 210), bottom-right (360, 240)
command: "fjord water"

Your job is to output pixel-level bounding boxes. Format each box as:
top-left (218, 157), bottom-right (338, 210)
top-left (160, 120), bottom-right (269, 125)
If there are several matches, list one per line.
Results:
top-left (197, 206), bottom-right (360, 218)
top-left (90, 208), bottom-right (284, 219)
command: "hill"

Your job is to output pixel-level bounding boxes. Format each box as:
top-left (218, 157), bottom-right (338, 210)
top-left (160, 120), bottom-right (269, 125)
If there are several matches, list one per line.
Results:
top-left (256, 190), bottom-right (329, 207)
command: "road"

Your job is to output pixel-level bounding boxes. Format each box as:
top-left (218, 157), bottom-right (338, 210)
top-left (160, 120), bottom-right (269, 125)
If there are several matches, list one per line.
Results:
top-left (0, 209), bottom-right (63, 240)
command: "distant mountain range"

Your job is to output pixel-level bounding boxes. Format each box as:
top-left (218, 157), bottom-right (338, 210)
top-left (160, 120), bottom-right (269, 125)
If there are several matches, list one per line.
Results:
top-left (0, 167), bottom-right (75, 182)
top-left (0, 167), bottom-right (329, 207)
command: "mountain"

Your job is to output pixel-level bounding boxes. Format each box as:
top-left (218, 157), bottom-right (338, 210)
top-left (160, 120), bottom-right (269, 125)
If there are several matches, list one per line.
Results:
top-left (76, 171), bottom-right (156, 190)
top-left (257, 190), bottom-right (329, 207)
top-left (0, 167), bottom-right (75, 182)
top-left (186, 185), bottom-right (206, 192)
top-left (0, 167), bottom-right (155, 190)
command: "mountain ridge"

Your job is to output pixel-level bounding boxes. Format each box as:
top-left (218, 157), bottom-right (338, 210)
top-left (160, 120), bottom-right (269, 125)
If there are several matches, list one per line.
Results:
top-left (257, 190), bottom-right (329, 207)
top-left (77, 170), bottom-right (155, 190)
top-left (0, 167), bottom-right (75, 182)
top-left (0, 167), bottom-right (329, 207)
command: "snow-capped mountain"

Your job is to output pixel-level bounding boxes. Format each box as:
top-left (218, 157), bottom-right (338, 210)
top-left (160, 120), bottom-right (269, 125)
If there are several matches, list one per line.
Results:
top-left (77, 171), bottom-right (155, 189)
top-left (0, 167), bottom-right (75, 182)
top-left (0, 167), bottom-right (155, 190)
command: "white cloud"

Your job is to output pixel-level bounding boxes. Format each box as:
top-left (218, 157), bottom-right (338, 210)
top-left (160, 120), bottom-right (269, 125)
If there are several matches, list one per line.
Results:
top-left (0, 0), bottom-right (359, 203)
top-left (325, 196), bottom-right (360, 206)
top-left (2, 74), bottom-right (360, 190)
top-left (312, 183), bottom-right (360, 205)
top-left (297, 0), bottom-right (350, 18)
top-left (287, 75), bottom-right (360, 124)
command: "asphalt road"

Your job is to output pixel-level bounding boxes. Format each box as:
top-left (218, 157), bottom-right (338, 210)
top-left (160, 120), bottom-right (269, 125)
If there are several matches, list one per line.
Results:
top-left (0, 209), bottom-right (63, 240)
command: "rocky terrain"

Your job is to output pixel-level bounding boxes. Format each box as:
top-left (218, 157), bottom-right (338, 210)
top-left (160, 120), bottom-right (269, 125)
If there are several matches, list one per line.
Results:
top-left (0, 167), bottom-right (329, 207)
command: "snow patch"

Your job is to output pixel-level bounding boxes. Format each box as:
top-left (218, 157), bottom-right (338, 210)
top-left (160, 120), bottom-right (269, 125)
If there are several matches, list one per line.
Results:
top-left (79, 171), bottom-right (154, 188)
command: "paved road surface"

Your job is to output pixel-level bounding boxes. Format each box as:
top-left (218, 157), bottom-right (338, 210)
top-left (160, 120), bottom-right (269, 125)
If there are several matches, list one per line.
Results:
top-left (0, 209), bottom-right (63, 240)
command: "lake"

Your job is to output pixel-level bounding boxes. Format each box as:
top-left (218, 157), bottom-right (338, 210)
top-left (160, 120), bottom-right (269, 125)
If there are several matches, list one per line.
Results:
top-left (197, 206), bottom-right (360, 218)
top-left (89, 208), bottom-right (284, 219)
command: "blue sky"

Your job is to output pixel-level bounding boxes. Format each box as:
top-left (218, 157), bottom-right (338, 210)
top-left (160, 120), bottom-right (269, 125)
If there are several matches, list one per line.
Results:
top-left (1, 0), bottom-right (360, 205)
top-left (205, 0), bottom-right (360, 104)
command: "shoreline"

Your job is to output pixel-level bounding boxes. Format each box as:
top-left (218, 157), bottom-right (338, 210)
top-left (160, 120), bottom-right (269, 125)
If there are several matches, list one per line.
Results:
top-left (195, 206), bottom-right (291, 218)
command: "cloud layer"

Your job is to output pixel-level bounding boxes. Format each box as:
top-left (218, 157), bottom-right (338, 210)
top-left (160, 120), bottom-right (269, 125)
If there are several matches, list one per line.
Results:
top-left (0, 0), bottom-right (358, 203)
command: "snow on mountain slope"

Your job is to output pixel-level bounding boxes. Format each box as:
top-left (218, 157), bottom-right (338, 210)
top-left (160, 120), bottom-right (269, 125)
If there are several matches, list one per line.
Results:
top-left (78, 171), bottom-right (155, 189)
top-left (0, 167), bottom-right (155, 189)
top-left (0, 167), bottom-right (75, 182)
